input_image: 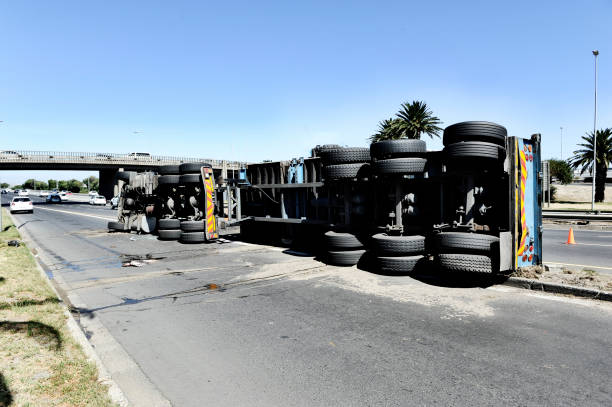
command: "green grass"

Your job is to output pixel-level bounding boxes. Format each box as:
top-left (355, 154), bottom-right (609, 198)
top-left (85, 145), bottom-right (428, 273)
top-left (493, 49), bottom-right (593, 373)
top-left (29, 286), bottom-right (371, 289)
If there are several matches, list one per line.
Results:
top-left (0, 208), bottom-right (116, 407)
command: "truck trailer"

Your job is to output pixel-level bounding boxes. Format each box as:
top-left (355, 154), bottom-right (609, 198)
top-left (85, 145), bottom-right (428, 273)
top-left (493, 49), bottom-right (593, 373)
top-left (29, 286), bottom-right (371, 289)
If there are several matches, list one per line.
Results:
top-left (108, 121), bottom-right (542, 275)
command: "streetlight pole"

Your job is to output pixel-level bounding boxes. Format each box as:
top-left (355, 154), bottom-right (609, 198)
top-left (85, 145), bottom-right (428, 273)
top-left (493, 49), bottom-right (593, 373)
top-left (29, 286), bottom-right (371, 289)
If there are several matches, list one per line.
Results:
top-left (592, 50), bottom-right (598, 211)
top-left (560, 126), bottom-right (563, 160)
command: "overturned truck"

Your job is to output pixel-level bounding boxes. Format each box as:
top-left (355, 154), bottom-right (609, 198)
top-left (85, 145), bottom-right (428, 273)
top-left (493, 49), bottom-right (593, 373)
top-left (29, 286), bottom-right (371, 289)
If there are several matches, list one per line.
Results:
top-left (109, 121), bottom-right (542, 275)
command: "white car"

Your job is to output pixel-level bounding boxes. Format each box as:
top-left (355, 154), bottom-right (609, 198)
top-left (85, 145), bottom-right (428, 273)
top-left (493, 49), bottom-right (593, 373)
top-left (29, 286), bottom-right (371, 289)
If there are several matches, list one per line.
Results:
top-left (88, 190), bottom-right (98, 196)
top-left (59, 192), bottom-right (69, 201)
top-left (39, 190), bottom-right (49, 197)
top-left (18, 190), bottom-right (29, 196)
top-left (10, 197), bottom-right (33, 213)
top-left (89, 195), bottom-right (107, 205)
top-left (110, 195), bottom-right (120, 209)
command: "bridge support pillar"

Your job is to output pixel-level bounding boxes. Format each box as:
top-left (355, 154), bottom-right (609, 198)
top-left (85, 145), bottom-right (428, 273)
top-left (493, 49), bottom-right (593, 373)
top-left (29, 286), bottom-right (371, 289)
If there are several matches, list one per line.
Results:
top-left (99, 169), bottom-right (119, 199)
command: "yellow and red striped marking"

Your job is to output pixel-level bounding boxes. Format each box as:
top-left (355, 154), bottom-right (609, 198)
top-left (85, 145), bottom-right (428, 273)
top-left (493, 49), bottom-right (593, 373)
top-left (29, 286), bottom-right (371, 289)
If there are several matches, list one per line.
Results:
top-left (517, 149), bottom-right (528, 257)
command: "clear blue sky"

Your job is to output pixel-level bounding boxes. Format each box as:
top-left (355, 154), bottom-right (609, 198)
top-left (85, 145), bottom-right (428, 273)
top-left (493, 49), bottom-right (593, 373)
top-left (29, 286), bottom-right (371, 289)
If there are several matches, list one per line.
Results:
top-left (1, 0), bottom-right (610, 185)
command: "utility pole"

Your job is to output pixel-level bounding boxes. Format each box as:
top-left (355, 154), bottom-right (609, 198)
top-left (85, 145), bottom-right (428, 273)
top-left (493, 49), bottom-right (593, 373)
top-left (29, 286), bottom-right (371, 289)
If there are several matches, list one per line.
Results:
top-left (560, 126), bottom-right (563, 160)
top-left (592, 50), bottom-right (599, 211)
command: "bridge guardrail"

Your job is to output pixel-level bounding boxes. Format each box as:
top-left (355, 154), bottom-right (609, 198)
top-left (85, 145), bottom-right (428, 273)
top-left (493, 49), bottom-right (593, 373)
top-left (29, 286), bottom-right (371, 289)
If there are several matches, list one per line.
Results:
top-left (0, 150), bottom-right (244, 169)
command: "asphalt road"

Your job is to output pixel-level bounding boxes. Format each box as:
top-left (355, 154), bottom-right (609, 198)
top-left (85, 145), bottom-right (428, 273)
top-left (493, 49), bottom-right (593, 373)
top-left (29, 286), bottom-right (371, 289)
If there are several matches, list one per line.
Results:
top-left (5, 197), bottom-right (612, 406)
top-left (543, 227), bottom-right (612, 274)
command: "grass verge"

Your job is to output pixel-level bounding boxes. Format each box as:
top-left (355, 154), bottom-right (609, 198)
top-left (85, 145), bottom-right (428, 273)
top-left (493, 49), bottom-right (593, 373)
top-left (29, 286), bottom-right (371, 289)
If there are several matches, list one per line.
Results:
top-left (0, 208), bottom-right (116, 407)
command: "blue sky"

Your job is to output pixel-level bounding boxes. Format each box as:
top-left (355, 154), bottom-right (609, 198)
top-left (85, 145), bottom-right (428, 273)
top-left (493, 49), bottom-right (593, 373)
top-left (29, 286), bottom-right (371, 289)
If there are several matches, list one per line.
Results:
top-left (1, 0), bottom-right (610, 185)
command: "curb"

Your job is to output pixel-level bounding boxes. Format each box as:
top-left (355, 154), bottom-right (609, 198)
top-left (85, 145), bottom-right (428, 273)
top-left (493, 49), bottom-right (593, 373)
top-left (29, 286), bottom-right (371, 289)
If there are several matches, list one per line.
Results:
top-left (6, 210), bottom-right (129, 407)
top-left (504, 276), bottom-right (612, 302)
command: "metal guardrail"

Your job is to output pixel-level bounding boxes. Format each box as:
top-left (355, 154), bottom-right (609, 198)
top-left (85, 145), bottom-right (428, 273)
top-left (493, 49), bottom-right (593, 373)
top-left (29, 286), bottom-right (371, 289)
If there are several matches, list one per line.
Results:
top-left (542, 211), bottom-right (612, 221)
top-left (0, 150), bottom-right (244, 169)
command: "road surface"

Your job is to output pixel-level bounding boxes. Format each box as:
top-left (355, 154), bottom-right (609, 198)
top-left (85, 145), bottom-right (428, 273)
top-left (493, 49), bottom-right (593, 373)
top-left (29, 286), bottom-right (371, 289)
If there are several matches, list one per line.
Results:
top-left (4, 196), bottom-right (612, 406)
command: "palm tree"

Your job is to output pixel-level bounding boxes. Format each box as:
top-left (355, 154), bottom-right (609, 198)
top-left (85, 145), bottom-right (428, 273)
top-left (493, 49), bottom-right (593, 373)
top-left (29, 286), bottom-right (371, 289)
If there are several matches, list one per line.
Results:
top-left (370, 118), bottom-right (403, 142)
top-left (370, 100), bottom-right (442, 142)
top-left (569, 128), bottom-right (612, 202)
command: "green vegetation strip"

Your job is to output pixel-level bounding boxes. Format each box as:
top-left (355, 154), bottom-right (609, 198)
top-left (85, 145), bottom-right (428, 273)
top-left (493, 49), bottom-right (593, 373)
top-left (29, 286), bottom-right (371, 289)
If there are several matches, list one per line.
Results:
top-left (0, 208), bottom-right (115, 406)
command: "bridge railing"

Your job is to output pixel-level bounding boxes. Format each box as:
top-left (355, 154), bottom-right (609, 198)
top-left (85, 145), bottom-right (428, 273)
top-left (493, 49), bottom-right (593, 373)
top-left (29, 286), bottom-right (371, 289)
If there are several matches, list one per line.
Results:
top-left (0, 150), bottom-right (244, 168)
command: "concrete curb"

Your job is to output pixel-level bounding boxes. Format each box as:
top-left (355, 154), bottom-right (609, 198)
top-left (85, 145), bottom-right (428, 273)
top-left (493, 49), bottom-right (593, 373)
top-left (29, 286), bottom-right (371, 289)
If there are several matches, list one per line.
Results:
top-left (6, 210), bottom-right (130, 407)
top-left (504, 276), bottom-right (612, 302)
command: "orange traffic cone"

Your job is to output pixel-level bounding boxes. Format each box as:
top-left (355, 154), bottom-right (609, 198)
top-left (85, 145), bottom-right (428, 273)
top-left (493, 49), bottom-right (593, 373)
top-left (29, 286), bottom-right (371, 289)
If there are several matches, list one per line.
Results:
top-left (565, 228), bottom-right (576, 245)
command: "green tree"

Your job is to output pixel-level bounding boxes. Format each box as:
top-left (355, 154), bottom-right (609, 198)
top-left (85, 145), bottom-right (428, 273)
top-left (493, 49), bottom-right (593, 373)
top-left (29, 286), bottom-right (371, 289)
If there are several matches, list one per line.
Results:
top-left (57, 180), bottom-right (68, 191)
top-left (82, 176), bottom-right (99, 191)
top-left (370, 100), bottom-right (442, 142)
top-left (34, 181), bottom-right (48, 190)
top-left (0, 182), bottom-right (9, 189)
top-left (23, 179), bottom-right (37, 189)
top-left (66, 179), bottom-right (84, 193)
top-left (548, 159), bottom-right (573, 185)
top-left (569, 128), bottom-right (612, 202)
top-left (48, 179), bottom-right (57, 190)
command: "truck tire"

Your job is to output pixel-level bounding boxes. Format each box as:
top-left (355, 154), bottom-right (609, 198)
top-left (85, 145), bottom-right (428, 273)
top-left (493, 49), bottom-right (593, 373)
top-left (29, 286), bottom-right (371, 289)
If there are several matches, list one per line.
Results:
top-left (372, 158), bottom-right (426, 175)
top-left (327, 249), bottom-right (366, 266)
top-left (181, 220), bottom-right (206, 231)
top-left (371, 234), bottom-right (425, 256)
top-left (320, 147), bottom-right (370, 165)
top-left (158, 229), bottom-right (181, 240)
top-left (179, 162), bottom-right (211, 174)
top-left (324, 163), bottom-right (370, 180)
top-left (444, 141), bottom-right (505, 161)
top-left (443, 121), bottom-right (507, 147)
top-left (370, 140), bottom-right (426, 159)
top-left (158, 218), bottom-right (181, 230)
top-left (158, 175), bottom-right (180, 186)
top-left (116, 171), bottom-right (135, 183)
top-left (438, 253), bottom-right (494, 273)
top-left (157, 165), bottom-right (180, 175)
top-left (180, 231), bottom-right (206, 243)
top-left (324, 231), bottom-right (364, 250)
top-left (377, 255), bottom-right (424, 274)
top-left (179, 174), bottom-right (202, 184)
top-left (107, 221), bottom-right (127, 232)
top-left (435, 232), bottom-right (499, 254)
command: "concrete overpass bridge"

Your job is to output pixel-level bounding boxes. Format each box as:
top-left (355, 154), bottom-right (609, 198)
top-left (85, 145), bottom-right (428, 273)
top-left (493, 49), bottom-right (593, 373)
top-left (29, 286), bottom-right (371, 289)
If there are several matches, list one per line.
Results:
top-left (0, 150), bottom-right (244, 198)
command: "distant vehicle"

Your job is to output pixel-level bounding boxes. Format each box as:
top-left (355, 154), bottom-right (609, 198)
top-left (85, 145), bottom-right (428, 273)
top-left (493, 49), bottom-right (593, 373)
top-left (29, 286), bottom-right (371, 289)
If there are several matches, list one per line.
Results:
top-left (58, 192), bottom-right (69, 201)
top-left (39, 190), bottom-right (49, 197)
top-left (18, 190), bottom-right (29, 196)
top-left (110, 194), bottom-right (119, 209)
top-left (95, 153), bottom-right (112, 159)
top-left (89, 195), bottom-right (107, 205)
top-left (128, 152), bottom-right (152, 158)
top-left (88, 190), bottom-right (98, 196)
top-left (0, 150), bottom-right (19, 158)
top-left (46, 194), bottom-right (62, 203)
top-left (10, 197), bottom-right (33, 213)
top-left (0, 189), bottom-right (7, 194)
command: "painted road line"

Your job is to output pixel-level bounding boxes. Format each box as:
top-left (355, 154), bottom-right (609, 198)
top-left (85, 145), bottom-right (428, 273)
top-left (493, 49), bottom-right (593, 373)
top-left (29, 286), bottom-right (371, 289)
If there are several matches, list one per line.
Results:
top-left (35, 206), bottom-right (116, 221)
top-left (545, 262), bottom-right (612, 271)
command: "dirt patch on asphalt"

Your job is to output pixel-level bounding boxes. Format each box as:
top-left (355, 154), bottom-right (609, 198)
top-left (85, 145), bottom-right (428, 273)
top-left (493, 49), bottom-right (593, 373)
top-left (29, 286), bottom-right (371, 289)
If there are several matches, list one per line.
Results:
top-left (513, 265), bottom-right (612, 292)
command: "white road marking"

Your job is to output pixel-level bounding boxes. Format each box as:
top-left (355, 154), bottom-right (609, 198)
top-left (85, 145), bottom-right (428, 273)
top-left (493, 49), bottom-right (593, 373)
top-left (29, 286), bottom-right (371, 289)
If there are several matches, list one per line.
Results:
top-left (34, 206), bottom-right (116, 221)
top-left (545, 262), bottom-right (612, 271)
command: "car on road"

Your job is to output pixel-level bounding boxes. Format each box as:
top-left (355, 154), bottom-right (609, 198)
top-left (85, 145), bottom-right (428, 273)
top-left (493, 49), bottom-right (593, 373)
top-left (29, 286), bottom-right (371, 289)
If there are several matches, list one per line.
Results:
top-left (88, 190), bottom-right (98, 196)
top-left (1, 189), bottom-right (7, 194)
top-left (46, 194), bottom-right (62, 203)
top-left (18, 190), bottom-right (29, 196)
top-left (128, 152), bottom-right (151, 159)
top-left (110, 194), bottom-right (119, 209)
top-left (89, 195), bottom-right (107, 205)
top-left (39, 190), bottom-right (49, 197)
top-left (58, 192), bottom-right (69, 201)
top-left (10, 196), bottom-right (33, 213)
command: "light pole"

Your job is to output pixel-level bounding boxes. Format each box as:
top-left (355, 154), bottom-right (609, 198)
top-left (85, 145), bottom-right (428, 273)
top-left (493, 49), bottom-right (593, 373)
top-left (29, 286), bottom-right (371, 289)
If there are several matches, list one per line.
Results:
top-left (560, 126), bottom-right (563, 159)
top-left (592, 50), bottom-right (599, 211)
